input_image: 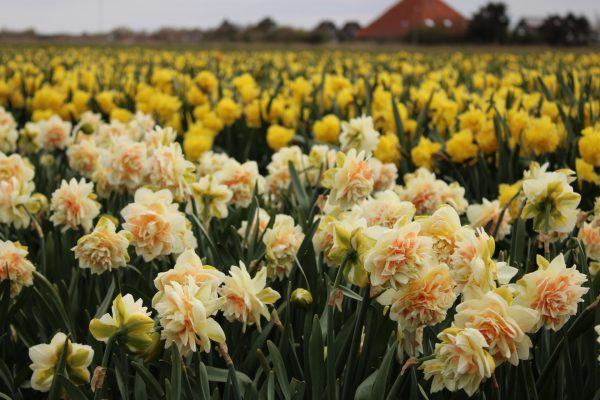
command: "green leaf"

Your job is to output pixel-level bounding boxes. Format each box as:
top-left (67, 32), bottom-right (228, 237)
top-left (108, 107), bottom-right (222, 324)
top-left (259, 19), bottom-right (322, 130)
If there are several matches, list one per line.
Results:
top-left (48, 335), bottom-right (70, 400)
top-left (58, 375), bottom-right (89, 400)
top-left (337, 285), bottom-right (363, 302)
top-left (267, 371), bottom-right (276, 400)
top-left (134, 372), bottom-right (148, 400)
top-left (290, 378), bottom-right (306, 400)
top-left (355, 371), bottom-right (377, 400)
top-left (197, 361), bottom-right (210, 400)
top-left (94, 280), bottom-right (115, 318)
top-left (288, 162), bottom-right (309, 211)
top-left (170, 347), bottom-right (181, 400)
top-left (371, 341), bottom-right (397, 399)
top-left (309, 315), bottom-right (325, 400)
top-left (131, 361), bottom-right (165, 398)
top-left (267, 340), bottom-right (291, 400)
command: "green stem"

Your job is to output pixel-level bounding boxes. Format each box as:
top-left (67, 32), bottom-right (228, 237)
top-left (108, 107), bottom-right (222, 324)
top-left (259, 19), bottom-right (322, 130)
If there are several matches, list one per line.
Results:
top-left (93, 331), bottom-right (120, 400)
top-left (536, 295), bottom-right (600, 393)
top-left (341, 287), bottom-right (370, 400)
top-left (326, 259), bottom-right (346, 400)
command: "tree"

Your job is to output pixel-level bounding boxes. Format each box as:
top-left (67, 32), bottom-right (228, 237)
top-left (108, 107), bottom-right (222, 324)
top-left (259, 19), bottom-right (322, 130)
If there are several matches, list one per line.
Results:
top-left (539, 13), bottom-right (591, 46)
top-left (255, 17), bottom-right (277, 33)
top-left (467, 2), bottom-right (510, 43)
top-left (339, 21), bottom-right (361, 41)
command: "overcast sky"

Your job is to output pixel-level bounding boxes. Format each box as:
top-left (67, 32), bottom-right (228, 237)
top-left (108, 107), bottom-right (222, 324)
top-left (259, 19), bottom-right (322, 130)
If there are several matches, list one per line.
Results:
top-left (0, 0), bottom-right (598, 34)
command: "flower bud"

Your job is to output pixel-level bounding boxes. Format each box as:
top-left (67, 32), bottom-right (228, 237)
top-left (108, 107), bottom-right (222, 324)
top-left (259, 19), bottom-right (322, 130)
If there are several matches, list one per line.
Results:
top-left (29, 193), bottom-right (49, 214)
top-left (80, 122), bottom-right (95, 134)
top-left (291, 288), bottom-right (313, 308)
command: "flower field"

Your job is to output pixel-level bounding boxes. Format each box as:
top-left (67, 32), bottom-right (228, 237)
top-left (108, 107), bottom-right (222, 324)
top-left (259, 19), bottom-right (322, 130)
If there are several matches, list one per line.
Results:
top-left (1, 47), bottom-right (600, 399)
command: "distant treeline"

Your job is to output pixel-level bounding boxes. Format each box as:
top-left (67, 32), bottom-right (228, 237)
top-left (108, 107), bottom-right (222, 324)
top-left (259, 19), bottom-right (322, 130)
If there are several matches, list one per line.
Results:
top-left (0, 3), bottom-right (597, 45)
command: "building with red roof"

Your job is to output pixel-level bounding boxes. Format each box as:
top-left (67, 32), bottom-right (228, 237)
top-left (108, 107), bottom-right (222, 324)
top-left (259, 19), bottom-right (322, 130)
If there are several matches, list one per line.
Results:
top-left (357, 0), bottom-right (468, 41)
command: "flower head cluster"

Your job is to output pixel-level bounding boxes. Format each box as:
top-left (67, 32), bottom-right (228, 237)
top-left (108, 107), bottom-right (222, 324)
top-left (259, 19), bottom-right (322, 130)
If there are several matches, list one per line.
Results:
top-left (514, 254), bottom-right (588, 331)
top-left (90, 294), bottom-right (155, 355)
top-left (72, 216), bottom-right (131, 274)
top-left (396, 168), bottom-right (468, 215)
top-left (219, 262), bottom-right (281, 331)
top-left (152, 249), bottom-right (226, 356)
top-left (121, 188), bottom-right (196, 261)
top-left (29, 332), bottom-right (93, 392)
top-left (0, 107), bottom-right (18, 153)
top-left (421, 327), bottom-right (495, 397)
top-left (0, 153), bottom-right (45, 229)
top-left (339, 115), bottom-right (380, 153)
top-left (49, 178), bottom-right (101, 232)
top-left (0, 240), bottom-right (36, 298)
top-left (521, 162), bottom-right (580, 235)
top-left (262, 214), bottom-right (305, 280)
top-left (322, 149), bottom-right (374, 210)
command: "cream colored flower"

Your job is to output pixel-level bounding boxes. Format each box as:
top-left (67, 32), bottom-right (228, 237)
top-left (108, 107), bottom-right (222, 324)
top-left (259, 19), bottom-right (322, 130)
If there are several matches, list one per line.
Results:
top-left (238, 207), bottom-right (270, 239)
top-left (0, 152), bottom-right (35, 183)
top-left (75, 111), bottom-right (102, 135)
top-left (421, 327), bottom-right (495, 397)
top-left (144, 126), bottom-right (177, 150)
top-left (358, 190), bottom-right (415, 228)
top-left (306, 144), bottom-right (336, 185)
top-left (50, 178), bottom-right (101, 232)
top-left (265, 146), bottom-right (307, 196)
top-left (197, 151), bottom-right (231, 178)
top-left (19, 122), bottom-right (41, 153)
top-left (467, 198), bottom-right (512, 240)
top-left (154, 278), bottom-right (225, 355)
top-left (454, 288), bottom-right (539, 366)
top-left (419, 205), bottom-right (462, 264)
top-left (0, 177), bottom-right (35, 229)
top-left (66, 137), bottom-right (101, 178)
top-left (323, 149), bottom-right (374, 210)
top-left (340, 115), bottom-right (380, 153)
top-left (0, 154), bottom-right (40, 229)
top-left (37, 115), bottom-right (72, 151)
top-left (29, 332), bottom-right (93, 392)
top-left (449, 227), bottom-right (517, 299)
top-left (102, 137), bottom-right (149, 191)
top-left (364, 222), bottom-right (434, 288)
top-left (396, 168), bottom-right (467, 215)
top-left (514, 253), bottom-right (588, 331)
top-left (443, 182), bottom-right (469, 215)
top-left (215, 159), bottom-right (264, 208)
top-left (153, 249), bottom-right (224, 305)
top-left (188, 175), bottom-right (232, 221)
top-left (312, 214), bottom-right (337, 266)
top-left (378, 263), bottom-right (456, 330)
top-left (148, 143), bottom-right (196, 201)
top-left (90, 293), bottom-right (155, 354)
top-left (72, 216), bottom-right (130, 274)
top-left (521, 162), bottom-right (580, 234)
top-left (0, 107), bottom-right (18, 153)
top-left (0, 240), bottom-right (35, 298)
top-left (97, 120), bottom-right (129, 146)
top-left (128, 112), bottom-right (155, 140)
top-left (263, 214), bottom-right (305, 280)
top-left (578, 222), bottom-right (600, 261)
top-left (219, 262), bottom-right (280, 331)
top-left (121, 188), bottom-right (197, 261)
top-left (368, 158), bottom-right (398, 192)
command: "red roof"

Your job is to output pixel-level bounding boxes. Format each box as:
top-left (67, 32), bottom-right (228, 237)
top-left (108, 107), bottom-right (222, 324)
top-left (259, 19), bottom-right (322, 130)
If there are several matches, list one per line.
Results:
top-left (357, 0), bottom-right (468, 39)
